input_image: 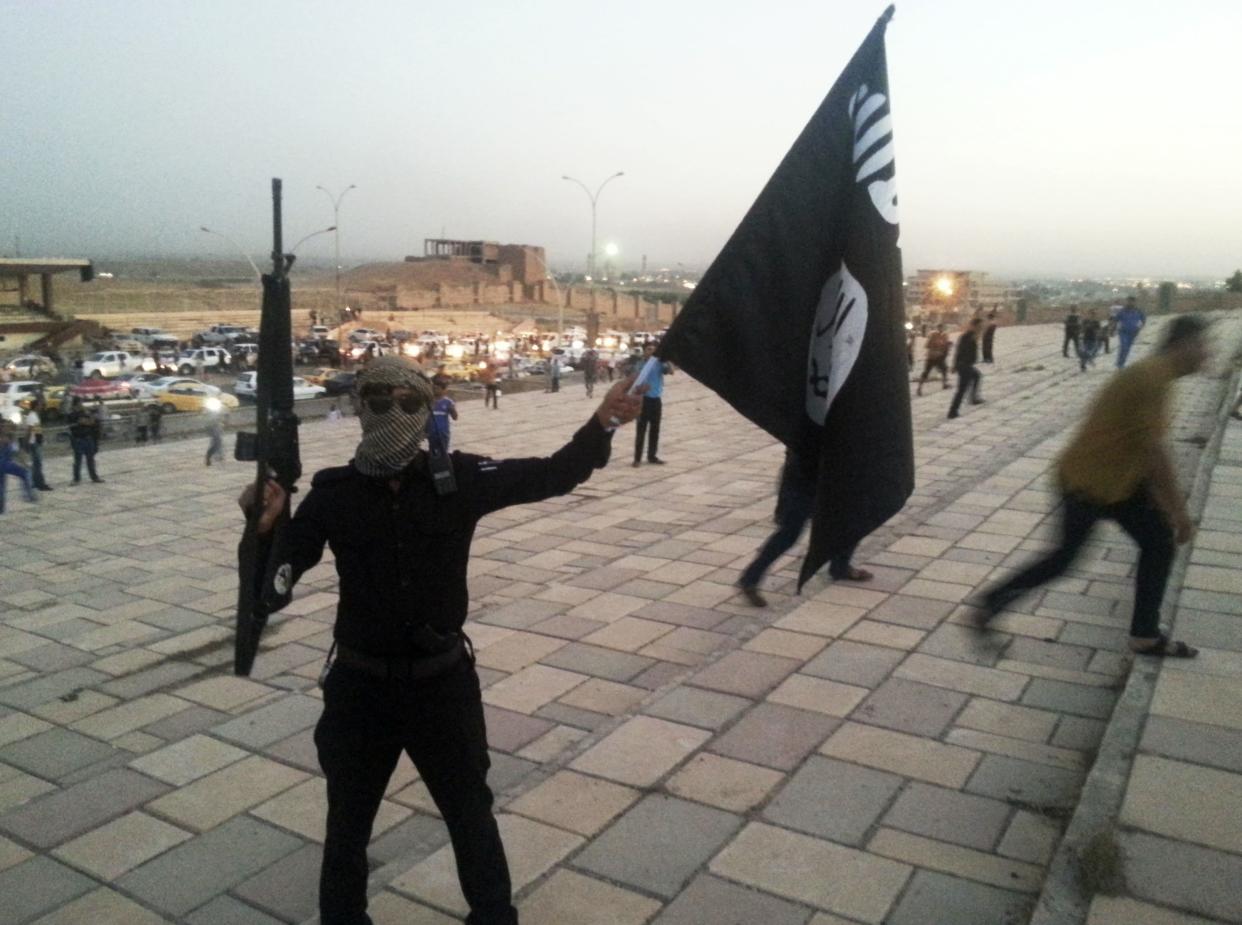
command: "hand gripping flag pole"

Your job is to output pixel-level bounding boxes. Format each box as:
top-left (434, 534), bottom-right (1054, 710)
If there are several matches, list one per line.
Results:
top-left (657, 5), bottom-right (912, 589)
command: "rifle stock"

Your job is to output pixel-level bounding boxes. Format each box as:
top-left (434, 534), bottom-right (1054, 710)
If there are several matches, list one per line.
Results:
top-left (235, 178), bottom-right (302, 676)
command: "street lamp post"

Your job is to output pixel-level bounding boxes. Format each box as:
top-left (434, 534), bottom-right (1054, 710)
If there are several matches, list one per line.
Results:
top-left (316, 184), bottom-right (357, 317)
top-left (561, 172), bottom-right (624, 281)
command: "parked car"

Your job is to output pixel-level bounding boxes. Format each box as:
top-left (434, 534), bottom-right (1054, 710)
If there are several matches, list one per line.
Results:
top-left (310, 325), bottom-right (332, 339)
top-left (347, 328), bottom-right (382, 343)
top-left (322, 371), bottom-right (357, 396)
top-left (176, 347), bottom-right (232, 375)
top-left (2, 354), bottom-right (58, 379)
top-left (127, 326), bottom-right (176, 347)
top-left (82, 351), bottom-right (147, 378)
top-left (199, 324), bottom-right (248, 345)
top-left (152, 382), bottom-right (240, 414)
top-left (145, 376), bottom-right (223, 396)
top-left (303, 367), bottom-right (338, 386)
top-left (19, 385), bottom-right (68, 420)
top-left (114, 371), bottom-right (167, 400)
top-left (70, 378), bottom-right (136, 401)
top-left (0, 381), bottom-right (46, 421)
top-left (233, 372), bottom-right (327, 402)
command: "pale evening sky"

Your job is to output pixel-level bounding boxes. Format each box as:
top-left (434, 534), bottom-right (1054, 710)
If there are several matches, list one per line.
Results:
top-left (2, 0), bottom-right (1239, 279)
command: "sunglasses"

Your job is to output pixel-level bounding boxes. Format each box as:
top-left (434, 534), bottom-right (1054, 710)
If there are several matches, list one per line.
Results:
top-left (357, 385), bottom-right (426, 415)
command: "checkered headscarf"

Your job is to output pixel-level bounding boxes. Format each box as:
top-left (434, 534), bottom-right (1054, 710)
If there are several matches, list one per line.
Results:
top-left (352, 357), bottom-right (434, 478)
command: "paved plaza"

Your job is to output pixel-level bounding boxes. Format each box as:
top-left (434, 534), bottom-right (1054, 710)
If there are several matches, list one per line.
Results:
top-left (1, 318), bottom-right (1240, 925)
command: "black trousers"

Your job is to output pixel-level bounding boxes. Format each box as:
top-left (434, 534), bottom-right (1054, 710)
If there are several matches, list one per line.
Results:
top-left (947, 367), bottom-right (981, 417)
top-left (988, 486), bottom-right (1174, 639)
top-left (918, 355), bottom-right (948, 390)
top-left (1062, 331), bottom-right (1079, 357)
top-left (315, 660), bottom-right (516, 925)
top-left (634, 396), bottom-right (662, 462)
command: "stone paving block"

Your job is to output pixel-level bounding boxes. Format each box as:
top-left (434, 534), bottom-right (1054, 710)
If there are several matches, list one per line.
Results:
top-left (742, 627), bottom-right (828, 661)
top-left (184, 894), bottom-right (286, 925)
top-left (519, 868), bottom-right (661, 925)
top-left (53, 809), bottom-right (191, 880)
top-left (68, 692), bottom-right (188, 740)
top-left (0, 667), bottom-right (108, 710)
top-left (884, 867), bottom-right (1033, 925)
top-left (966, 753), bottom-right (1083, 811)
top-left (391, 813), bottom-right (582, 916)
top-left (799, 639), bottom-right (905, 687)
top-left (854, 677), bottom-right (968, 737)
top-left (1140, 714), bottom-right (1242, 775)
top-left (0, 711), bottom-right (53, 748)
top-left (0, 833), bottom-right (30, 873)
top-left (27, 886), bottom-right (171, 925)
top-left (140, 704), bottom-right (230, 740)
top-left (539, 643), bottom-right (655, 682)
top-left (690, 650), bottom-right (801, 698)
top-left (773, 600), bottom-right (865, 637)
top-left (252, 776), bottom-right (408, 843)
top-left (1120, 830), bottom-right (1242, 924)
top-left (0, 855), bottom-right (97, 925)
top-left (516, 724), bottom-right (586, 762)
top-left (709, 702), bottom-right (839, 770)
top-left (917, 622), bottom-right (1006, 667)
top-left (767, 673), bottom-right (869, 717)
top-left (821, 721), bottom-right (981, 788)
top-left (643, 686), bottom-right (751, 730)
top-left (580, 616), bottom-right (674, 652)
top-left (232, 842), bottom-right (322, 924)
top-left (482, 664), bottom-right (587, 714)
top-left (175, 675), bottom-right (275, 711)
top-left (571, 715), bottom-right (710, 787)
top-left (868, 593), bottom-right (957, 630)
top-left (210, 693), bottom-right (324, 748)
top-left (535, 701), bottom-right (610, 731)
top-left (764, 755), bottom-right (902, 845)
top-left (842, 620), bottom-right (926, 650)
top-left (947, 727), bottom-right (1086, 771)
top-left (955, 696), bottom-right (1059, 743)
top-left (481, 705), bottom-right (554, 754)
top-left (633, 600), bottom-right (734, 630)
top-left (0, 767), bottom-right (169, 849)
top-left (147, 754), bottom-right (307, 832)
top-left (652, 873), bottom-right (812, 925)
top-left (558, 678), bottom-right (647, 715)
top-left (1021, 677), bottom-right (1117, 719)
top-left (709, 821), bottom-right (911, 923)
top-left (870, 827), bottom-right (1042, 892)
top-left (881, 780), bottom-right (1010, 850)
top-left (508, 770), bottom-right (641, 836)
top-left (118, 816), bottom-right (303, 918)
top-left (97, 660), bottom-right (204, 700)
top-left (997, 808), bottom-right (1061, 864)
top-left (572, 793), bottom-right (742, 898)
top-left (1121, 754), bottom-right (1242, 855)
top-left (1174, 608), bottom-right (1242, 650)
top-left (1051, 714), bottom-right (1109, 751)
top-left (473, 631), bottom-right (568, 672)
top-left (9, 641), bottom-right (97, 672)
top-left (1151, 669), bottom-right (1242, 732)
top-left (368, 813), bottom-right (451, 868)
top-left (1086, 895), bottom-right (1219, 925)
top-left (0, 767), bottom-right (56, 813)
top-left (665, 753), bottom-right (784, 813)
top-left (0, 727), bottom-right (118, 780)
top-left (896, 652), bottom-right (1027, 701)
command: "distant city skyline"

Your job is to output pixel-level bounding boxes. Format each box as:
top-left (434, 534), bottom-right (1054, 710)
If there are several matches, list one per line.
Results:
top-left (2, 0), bottom-right (1239, 279)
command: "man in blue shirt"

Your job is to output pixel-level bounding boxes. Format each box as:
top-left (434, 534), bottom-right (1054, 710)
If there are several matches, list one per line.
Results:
top-left (633, 342), bottom-right (670, 466)
top-left (428, 375), bottom-right (458, 451)
top-left (1115, 296), bottom-right (1146, 368)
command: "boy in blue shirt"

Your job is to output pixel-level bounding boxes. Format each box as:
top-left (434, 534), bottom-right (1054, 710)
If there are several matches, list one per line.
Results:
top-left (429, 376), bottom-right (458, 451)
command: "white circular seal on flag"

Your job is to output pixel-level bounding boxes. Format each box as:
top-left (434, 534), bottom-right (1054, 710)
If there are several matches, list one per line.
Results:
top-left (806, 262), bottom-right (868, 425)
top-left (273, 563), bottom-right (292, 597)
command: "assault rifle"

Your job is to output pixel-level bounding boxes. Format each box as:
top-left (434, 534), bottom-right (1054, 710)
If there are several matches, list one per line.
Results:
top-left (234, 178), bottom-right (302, 676)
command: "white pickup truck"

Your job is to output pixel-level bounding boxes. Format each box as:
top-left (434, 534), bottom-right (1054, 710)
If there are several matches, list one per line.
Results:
top-left (82, 351), bottom-right (148, 378)
top-left (200, 324), bottom-right (248, 345)
top-left (176, 347), bottom-right (232, 375)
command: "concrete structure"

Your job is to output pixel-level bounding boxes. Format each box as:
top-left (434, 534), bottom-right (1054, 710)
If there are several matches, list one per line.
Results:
top-left (908, 269), bottom-right (1021, 321)
top-left (0, 258), bottom-right (94, 318)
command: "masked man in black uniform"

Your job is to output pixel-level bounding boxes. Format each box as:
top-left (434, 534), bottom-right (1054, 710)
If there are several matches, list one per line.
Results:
top-left (241, 356), bottom-right (644, 925)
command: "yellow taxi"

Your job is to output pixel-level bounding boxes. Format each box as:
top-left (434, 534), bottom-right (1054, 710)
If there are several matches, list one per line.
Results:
top-left (303, 367), bottom-right (338, 386)
top-left (153, 383), bottom-right (241, 414)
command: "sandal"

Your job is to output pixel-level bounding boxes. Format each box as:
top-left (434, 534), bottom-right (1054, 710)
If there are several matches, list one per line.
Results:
top-left (1131, 633), bottom-right (1198, 658)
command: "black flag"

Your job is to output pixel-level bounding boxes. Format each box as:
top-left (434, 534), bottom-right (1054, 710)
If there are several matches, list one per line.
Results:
top-left (658, 5), bottom-right (912, 588)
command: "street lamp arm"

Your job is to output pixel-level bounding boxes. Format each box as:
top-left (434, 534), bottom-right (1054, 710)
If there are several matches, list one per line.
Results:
top-left (561, 175), bottom-right (595, 204)
top-left (199, 226), bottom-right (261, 282)
top-left (594, 171), bottom-right (625, 200)
top-left (289, 225), bottom-right (336, 256)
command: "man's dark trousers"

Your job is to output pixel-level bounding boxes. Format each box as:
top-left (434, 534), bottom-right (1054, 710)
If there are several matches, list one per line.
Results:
top-left (634, 396), bottom-right (662, 462)
top-left (315, 660), bottom-right (517, 925)
top-left (947, 368), bottom-right (981, 417)
top-left (1062, 331), bottom-right (1079, 357)
top-left (70, 437), bottom-right (99, 482)
top-left (986, 486), bottom-right (1174, 640)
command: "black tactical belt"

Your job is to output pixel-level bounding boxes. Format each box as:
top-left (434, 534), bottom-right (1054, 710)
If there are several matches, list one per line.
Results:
top-left (335, 640), bottom-right (464, 680)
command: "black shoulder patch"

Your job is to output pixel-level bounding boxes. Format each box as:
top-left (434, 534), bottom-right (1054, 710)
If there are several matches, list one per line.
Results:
top-left (311, 465), bottom-right (355, 488)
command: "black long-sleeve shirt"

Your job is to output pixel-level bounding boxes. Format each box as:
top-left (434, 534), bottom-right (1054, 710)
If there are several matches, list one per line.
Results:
top-left (270, 416), bottom-right (612, 656)
top-left (953, 330), bottom-right (978, 373)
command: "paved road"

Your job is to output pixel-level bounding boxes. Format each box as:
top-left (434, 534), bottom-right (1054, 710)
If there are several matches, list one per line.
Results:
top-left (0, 318), bottom-right (1238, 924)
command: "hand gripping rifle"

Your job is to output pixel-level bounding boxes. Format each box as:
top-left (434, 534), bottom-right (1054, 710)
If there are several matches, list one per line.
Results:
top-left (234, 178), bottom-right (302, 676)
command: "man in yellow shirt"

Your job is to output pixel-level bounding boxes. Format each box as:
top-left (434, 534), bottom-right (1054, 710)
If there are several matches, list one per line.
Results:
top-left (979, 315), bottom-right (1209, 657)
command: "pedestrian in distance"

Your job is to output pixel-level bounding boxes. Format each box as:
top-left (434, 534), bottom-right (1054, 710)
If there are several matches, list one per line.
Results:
top-left (633, 342), bottom-right (672, 466)
top-left (1078, 310), bottom-right (1102, 371)
top-left (147, 404), bottom-right (163, 443)
top-left (978, 314), bottom-right (1211, 658)
top-left (916, 323), bottom-right (952, 396)
top-left (981, 309), bottom-right (998, 363)
top-left (1062, 307), bottom-right (1081, 358)
top-left (67, 406), bottom-right (104, 484)
top-left (0, 421), bottom-right (37, 514)
top-left (581, 347), bottom-right (599, 398)
top-left (21, 397), bottom-right (52, 491)
top-left (479, 362), bottom-right (500, 410)
top-left (947, 318), bottom-right (984, 419)
top-left (205, 414), bottom-right (226, 466)
top-left (736, 449), bottom-right (873, 607)
top-left (238, 356), bottom-right (646, 925)
top-left (1114, 295), bottom-right (1147, 368)
top-left (429, 375), bottom-right (458, 452)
